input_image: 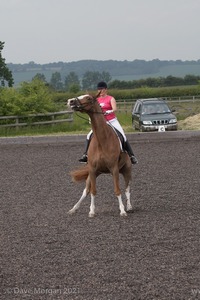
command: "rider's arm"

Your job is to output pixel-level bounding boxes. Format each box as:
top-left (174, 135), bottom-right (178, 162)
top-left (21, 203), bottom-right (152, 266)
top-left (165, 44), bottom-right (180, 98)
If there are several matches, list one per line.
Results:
top-left (104, 97), bottom-right (117, 115)
top-left (110, 97), bottom-right (117, 112)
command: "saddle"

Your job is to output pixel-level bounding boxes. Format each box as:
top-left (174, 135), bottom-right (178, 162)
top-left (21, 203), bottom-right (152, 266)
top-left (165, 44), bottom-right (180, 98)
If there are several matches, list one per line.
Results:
top-left (90, 124), bottom-right (126, 151)
top-left (107, 123), bottom-right (125, 151)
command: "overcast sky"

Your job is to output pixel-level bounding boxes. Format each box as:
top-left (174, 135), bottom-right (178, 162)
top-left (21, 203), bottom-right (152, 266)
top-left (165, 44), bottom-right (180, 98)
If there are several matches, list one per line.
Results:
top-left (1, 0), bottom-right (200, 64)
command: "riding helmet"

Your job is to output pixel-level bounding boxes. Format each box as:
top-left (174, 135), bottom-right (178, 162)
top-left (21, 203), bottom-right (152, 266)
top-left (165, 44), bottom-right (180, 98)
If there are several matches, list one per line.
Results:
top-left (97, 81), bottom-right (107, 89)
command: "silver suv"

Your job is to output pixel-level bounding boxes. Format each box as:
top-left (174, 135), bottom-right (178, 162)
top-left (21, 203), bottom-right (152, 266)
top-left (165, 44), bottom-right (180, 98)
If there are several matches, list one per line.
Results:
top-left (132, 98), bottom-right (178, 132)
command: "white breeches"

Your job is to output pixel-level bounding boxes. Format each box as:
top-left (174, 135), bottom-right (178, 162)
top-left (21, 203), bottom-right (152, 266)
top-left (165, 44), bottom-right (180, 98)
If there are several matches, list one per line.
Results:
top-left (87, 130), bottom-right (93, 139)
top-left (86, 118), bottom-right (127, 141)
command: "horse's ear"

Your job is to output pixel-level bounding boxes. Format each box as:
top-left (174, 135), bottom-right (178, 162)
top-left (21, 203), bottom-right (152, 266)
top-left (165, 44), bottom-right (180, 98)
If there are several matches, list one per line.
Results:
top-left (95, 91), bottom-right (101, 98)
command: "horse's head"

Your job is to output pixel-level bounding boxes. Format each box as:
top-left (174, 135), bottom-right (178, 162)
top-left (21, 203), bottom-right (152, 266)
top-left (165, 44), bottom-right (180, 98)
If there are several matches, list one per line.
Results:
top-left (67, 94), bottom-right (100, 113)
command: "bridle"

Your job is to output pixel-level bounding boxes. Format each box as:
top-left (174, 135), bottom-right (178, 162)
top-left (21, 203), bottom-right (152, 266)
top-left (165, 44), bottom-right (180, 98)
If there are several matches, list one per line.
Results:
top-left (72, 96), bottom-right (103, 114)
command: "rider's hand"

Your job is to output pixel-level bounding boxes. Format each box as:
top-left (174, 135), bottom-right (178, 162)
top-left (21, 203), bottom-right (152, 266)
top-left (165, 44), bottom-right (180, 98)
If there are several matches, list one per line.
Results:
top-left (104, 110), bottom-right (113, 115)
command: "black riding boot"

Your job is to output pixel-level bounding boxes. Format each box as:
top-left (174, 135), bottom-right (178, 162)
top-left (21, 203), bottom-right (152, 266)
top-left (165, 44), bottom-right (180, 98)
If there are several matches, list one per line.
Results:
top-left (124, 140), bottom-right (138, 164)
top-left (79, 138), bottom-right (90, 163)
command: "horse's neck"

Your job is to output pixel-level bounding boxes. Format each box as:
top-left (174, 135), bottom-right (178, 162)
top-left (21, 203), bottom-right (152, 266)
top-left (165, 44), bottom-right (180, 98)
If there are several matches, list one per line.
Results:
top-left (88, 110), bottom-right (110, 142)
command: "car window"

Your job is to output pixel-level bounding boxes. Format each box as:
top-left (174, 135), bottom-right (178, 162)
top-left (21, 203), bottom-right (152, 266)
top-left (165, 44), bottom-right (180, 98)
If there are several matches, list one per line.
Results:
top-left (142, 103), bottom-right (171, 114)
top-left (142, 104), bottom-right (154, 114)
top-left (134, 102), bottom-right (141, 113)
top-left (160, 104), bottom-right (171, 113)
top-left (137, 104), bottom-right (142, 114)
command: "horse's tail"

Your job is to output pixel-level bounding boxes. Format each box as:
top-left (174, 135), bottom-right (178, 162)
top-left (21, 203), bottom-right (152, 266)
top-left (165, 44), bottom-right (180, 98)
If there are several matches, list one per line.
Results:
top-left (70, 165), bottom-right (89, 182)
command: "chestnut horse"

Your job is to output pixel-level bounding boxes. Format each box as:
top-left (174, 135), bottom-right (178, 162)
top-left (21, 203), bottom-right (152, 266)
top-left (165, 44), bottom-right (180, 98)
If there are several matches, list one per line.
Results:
top-left (67, 94), bottom-right (133, 217)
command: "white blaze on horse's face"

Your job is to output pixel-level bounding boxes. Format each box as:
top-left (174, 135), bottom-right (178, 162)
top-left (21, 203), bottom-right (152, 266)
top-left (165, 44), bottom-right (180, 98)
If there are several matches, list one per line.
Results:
top-left (78, 94), bottom-right (90, 100)
top-left (67, 95), bottom-right (90, 110)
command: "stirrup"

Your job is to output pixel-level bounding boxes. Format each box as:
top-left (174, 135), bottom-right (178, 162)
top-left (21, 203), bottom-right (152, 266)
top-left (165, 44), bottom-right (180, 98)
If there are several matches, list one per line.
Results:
top-left (79, 154), bottom-right (88, 163)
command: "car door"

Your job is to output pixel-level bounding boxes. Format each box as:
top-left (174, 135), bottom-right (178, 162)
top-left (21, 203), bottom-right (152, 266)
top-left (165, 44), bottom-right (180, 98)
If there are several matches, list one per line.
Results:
top-left (132, 102), bottom-right (141, 130)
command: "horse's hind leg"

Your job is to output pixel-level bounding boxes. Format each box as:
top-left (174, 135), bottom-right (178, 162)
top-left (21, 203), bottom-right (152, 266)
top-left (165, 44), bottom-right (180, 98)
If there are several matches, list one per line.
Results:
top-left (68, 177), bottom-right (90, 215)
top-left (122, 164), bottom-right (133, 212)
top-left (88, 172), bottom-right (97, 218)
top-left (68, 187), bottom-right (88, 214)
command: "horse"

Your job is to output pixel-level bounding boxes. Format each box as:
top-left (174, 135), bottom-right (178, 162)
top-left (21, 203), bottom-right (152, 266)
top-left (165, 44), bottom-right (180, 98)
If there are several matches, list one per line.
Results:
top-left (67, 93), bottom-right (133, 217)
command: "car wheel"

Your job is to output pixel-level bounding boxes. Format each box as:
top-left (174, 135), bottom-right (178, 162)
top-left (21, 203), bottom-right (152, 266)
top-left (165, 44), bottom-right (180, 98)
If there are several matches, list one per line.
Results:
top-left (139, 124), bottom-right (143, 132)
top-left (132, 121), bottom-right (137, 130)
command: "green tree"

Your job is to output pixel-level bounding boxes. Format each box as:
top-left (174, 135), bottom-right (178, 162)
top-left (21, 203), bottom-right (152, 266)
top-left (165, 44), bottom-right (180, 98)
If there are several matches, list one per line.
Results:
top-left (184, 74), bottom-right (200, 85)
top-left (0, 87), bottom-right (20, 115)
top-left (0, 79), bottom-right (57, 116)
top-left (164, 75), bottom-right (183, 87)
top-left (32, 73), bottom-right (47, 83)
top-left (101, 71), bottom-right (112, 84)
top-left (0, 41), bottom-right (14, 87)
top-left (82, 71), bottom-right (97, 90)
top-left (64, 71), bottom-right (80, 91)
top-left (69, 84), bottom-right (80, 93)
top-left (18, 79), bottom-right (57, 114)
top-left (82, 71), bottom-right (111, 90)
top-left (50, 72), bottom-right (63, 90)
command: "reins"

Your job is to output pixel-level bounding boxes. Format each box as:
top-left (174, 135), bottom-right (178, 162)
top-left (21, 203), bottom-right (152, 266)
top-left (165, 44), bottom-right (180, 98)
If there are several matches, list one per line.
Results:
top-left (74, 112), bottom-right (90, 122)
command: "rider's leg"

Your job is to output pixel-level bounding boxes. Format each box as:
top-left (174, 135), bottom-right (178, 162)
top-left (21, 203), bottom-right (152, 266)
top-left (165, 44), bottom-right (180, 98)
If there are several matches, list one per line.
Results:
top-left (79, 130), bottom-right (92, 163)
top-left (124, 140), bottom-right (138, 164)
top-left (109, 119), bottom-right (138, 165)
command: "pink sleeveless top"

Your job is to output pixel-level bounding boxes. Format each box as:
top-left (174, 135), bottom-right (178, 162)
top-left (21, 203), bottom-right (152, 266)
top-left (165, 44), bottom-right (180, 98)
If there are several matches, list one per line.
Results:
top-left (97, 95), bottom-right (116, 121)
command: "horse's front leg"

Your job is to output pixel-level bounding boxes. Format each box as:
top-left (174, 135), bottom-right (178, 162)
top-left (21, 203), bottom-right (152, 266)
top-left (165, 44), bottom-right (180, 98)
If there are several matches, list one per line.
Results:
top-left (125, 184), bottom-right (133, 212)
top-left (117, 195), bottom-right (127, 217)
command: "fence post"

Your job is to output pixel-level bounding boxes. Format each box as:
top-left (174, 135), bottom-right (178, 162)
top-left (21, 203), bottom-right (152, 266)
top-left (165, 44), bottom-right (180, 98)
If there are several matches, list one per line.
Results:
top-left (51, 115), bottom-right (55, 127)
top-left (15, 117), bottom-right (19, 129)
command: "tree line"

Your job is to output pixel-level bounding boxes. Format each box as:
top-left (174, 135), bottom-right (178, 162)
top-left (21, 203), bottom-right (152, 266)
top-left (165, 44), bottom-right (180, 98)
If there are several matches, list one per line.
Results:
top-left (33, 70), bottom-right (112, 92)
top-left (35, 71), bottom-right (200, 92)
top-left (109, 75), bottom-right (200, 89)
top-left (7, 58), bottom-right (200, 76)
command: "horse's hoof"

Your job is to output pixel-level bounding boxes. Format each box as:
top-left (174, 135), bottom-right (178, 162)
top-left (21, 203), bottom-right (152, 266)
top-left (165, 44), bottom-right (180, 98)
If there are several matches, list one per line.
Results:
top-left (68, 209), bottom-right (75, 215)
top-left (89, 213), bottom-right (95, 218)
top-left (120, 212), bottom-right (127, 217)
top-left (127, 207), bottom-right (133, 213)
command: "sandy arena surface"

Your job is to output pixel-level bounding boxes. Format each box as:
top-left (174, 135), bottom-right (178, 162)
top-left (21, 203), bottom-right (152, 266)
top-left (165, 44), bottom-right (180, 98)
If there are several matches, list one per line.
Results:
top-left (0, 131), bottom-right (200, 300)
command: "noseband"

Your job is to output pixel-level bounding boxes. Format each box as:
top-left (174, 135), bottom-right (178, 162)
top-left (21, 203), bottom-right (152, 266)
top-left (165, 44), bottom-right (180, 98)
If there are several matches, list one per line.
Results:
top-left (73, 96), bottom-right (98, 113)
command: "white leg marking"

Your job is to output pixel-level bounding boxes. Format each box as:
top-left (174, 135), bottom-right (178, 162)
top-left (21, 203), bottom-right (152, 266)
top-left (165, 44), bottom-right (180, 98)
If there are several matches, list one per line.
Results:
top-left (89, 194), bottom-right (95, 218)
top-left (68, 188), bottom-right (87, 214)
top-left (117, 194), bottom-right (127, 217)
top-left (125, 185), bottom-right (133, 211)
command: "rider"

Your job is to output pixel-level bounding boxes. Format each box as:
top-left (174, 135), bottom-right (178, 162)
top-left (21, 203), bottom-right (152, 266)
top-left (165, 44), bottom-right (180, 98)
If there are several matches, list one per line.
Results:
top-left (79, 81), bottom-right (138, 164)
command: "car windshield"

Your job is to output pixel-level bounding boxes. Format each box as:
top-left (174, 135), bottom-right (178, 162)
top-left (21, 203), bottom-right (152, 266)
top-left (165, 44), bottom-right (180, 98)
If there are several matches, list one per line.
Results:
top-left (142, 103), bottom-right (171, 115)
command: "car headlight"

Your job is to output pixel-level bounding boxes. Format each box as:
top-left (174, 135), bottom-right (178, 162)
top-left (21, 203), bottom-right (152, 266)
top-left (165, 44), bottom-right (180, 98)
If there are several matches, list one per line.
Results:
top-left (169, 118), bottom-right (177, 124)
top-left (142, 120), bottom-right (152, 125)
